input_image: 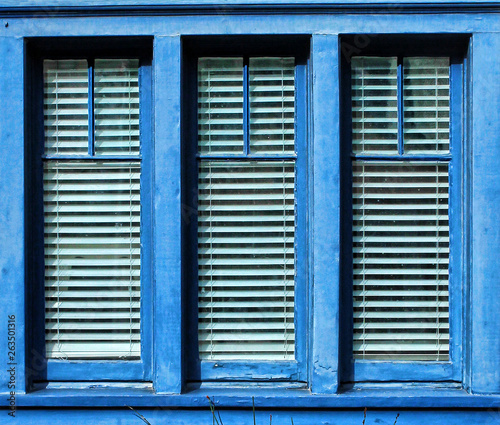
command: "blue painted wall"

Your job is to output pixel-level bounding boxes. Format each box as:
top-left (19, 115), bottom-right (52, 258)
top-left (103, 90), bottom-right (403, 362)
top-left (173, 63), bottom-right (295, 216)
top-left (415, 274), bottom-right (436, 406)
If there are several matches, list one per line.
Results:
top-left (8, 408), bottom-right (500, 425)
top-left (0, 2), bottom-right (499, 423)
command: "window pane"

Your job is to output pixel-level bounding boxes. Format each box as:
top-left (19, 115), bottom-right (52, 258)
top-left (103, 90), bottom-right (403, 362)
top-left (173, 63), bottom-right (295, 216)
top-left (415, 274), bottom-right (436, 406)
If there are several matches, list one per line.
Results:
top-left (403, 57), bottom-right (450, 154)
top-left (197, 161), bottom-right (295, 360)
top-left (198, 58), bottom-right (244, 154)
top-left (44, 60), bottom-right (89, 156)
top-left (352, 161), bottom-right (449, 361)
top-left (44, 161), bottom-right (141, 360)
top-left (351, 57), bottom-right (398, 154)
top-left (94, 59), bottom-right (140, 156)
top-left (249, 57), bottom-right (295, 154)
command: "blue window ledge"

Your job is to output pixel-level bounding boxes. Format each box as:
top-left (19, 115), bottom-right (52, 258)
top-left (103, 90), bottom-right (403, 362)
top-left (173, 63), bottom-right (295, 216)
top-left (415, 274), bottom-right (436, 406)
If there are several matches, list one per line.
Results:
top-left (16, 383), bottom-right (500, 409)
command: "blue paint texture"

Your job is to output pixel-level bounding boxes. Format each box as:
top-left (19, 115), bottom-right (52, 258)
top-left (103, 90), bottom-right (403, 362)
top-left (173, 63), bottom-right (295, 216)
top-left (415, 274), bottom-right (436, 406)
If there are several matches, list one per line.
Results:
top-left (311, 34), bottom-right (341, 394)
top-left (470, 32), bottom-right (500, 395)
top-left (153, 35), bottom-right (183, 394)
top-left (0, 2), bottom-right (498, 422)
top-left (0, 36), bottom-right (26, 395)
top-left (8, 408), bottom-right (500, 425)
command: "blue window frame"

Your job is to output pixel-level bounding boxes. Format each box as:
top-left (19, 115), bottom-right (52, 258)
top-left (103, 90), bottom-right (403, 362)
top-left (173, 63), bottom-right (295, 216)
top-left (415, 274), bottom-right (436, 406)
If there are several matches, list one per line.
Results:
top-left (0, 7), bottom-right (499, 422)
top-left (19, 33), bottom-right (476, 394)
top-left (339, 35), bottom-right (468, 384)
top-left (26, 38), bottom-right (153, 383)
top-left (182, 36), bottom-right (310, 383)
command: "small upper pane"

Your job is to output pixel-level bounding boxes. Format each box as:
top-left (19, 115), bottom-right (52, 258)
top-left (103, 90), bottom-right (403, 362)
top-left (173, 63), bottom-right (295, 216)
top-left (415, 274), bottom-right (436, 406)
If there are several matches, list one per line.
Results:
top-left (94, 59), bottom-right (140, 156)
top-left (351, 57), bottom-right (398, 154)
top-left (249, 57), bottom-right (295, 154)
top-left (403, 57), bottom-right (450, 154)
top-left (44, 60), bottom-right (89, 156)
top-left (198, 58), bottom-right (244, 155)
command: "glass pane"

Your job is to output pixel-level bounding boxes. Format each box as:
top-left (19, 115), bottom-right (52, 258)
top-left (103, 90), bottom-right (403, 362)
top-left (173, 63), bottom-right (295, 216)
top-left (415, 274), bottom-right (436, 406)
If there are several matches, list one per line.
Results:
top-left (404, 57), bottom-right (450, 154)
top-left (198, 58), bottom-right (244, 154)
top-left (352, 161), bottom-right (449, 361)
top-left (94, 59), bottom-right (140, 156)
top-left (198, 161), bottom-right (295, 360)
top-left (249, 57), bottom-right (295, 154)
top-left (351, 57), bottom-right (398, 154)
top-left (44, 161), bottom-right (141, 359)
top-left (44, 60), bottom-right (89, 156)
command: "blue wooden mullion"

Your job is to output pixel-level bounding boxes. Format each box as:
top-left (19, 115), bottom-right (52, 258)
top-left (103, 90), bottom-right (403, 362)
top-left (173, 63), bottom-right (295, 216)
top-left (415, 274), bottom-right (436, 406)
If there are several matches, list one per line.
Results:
top-left (352, 154), bottom-right (452, 162)
top-left (397, 56), bottom-right (404, 156)
top-left (42, 155), bottom-right (142, 161)
top-left (310, 33), bottom-right (341, 394)
top-left (243, 56), bottom-right (250, 155)
top-left (88, 59), bottom-right (95, 156)
top-left (197, 154), bottom-right (297, 161)
top-left (152, 34), bottom-right (183, 393)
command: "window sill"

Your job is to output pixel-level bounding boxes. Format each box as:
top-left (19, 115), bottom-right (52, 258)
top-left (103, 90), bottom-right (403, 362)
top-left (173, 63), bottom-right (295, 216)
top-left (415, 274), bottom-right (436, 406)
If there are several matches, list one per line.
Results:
top-left (13, 382), bottom-right (500, 409)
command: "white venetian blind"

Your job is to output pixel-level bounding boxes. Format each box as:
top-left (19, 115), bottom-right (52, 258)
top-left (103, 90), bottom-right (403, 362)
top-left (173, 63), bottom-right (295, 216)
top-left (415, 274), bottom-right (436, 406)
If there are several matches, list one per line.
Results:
top-left (44, 60), bottom-right (89, 156)
top-left (197, 57), bottom-right (297, 361)
top-left (403, 57), bottom-right (450, 154)
top-left (44, 161), bottom-right (141, 359)
top-left (249, 57), bottom-right (295, 154)
top-left (351, 57), bottom-right (398, 154)
top-left (198, 58), bottom-right (244, 154)
top-left (43, 58), bottom-right (142, 360)
top-left (352, 162), bottom-right (449, 361)
top-left (198, 161), bottom-right (295, 360)
top-left (94, 59), bottom-right (140, 156)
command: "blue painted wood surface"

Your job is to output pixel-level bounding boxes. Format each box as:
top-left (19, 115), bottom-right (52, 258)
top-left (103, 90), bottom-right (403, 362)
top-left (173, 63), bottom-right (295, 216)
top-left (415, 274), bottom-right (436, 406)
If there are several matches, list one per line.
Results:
top-left (311, 34), bottom-right (341, 394)
top-left (0, 0), bottom-right (499, 16)
top-left (13, 383), bottom-right (500, 408)
top-left (9, 408), bottom-right (500, 424)
top-left (0, 14), bottom-right (499, 38)
top-left (470, 32), bottom-right (500, 395)
top-left (0, 36), bottom-right (27, 395)
top-left (152, 35), bottom-right (183, 394)
top-left (0, 1), bottom-right (498, 422)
